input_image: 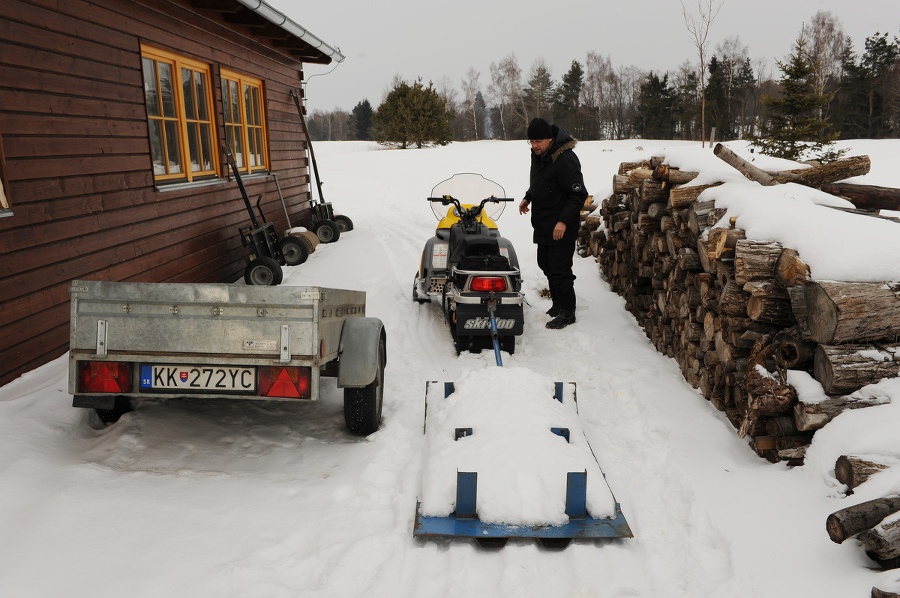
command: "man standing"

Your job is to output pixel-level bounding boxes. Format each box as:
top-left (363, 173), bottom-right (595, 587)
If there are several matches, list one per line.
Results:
top-left (518, 118), bottom-right (588, 329)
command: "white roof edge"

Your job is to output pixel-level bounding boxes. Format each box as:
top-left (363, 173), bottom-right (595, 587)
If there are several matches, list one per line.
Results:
top-left (232, 0), bottom-right (345, 63)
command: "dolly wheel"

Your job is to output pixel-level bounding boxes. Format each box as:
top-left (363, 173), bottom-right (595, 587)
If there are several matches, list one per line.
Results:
top-left (333, 215), bottom-right (354, 232)
top-left (244, 257), bottom-right (283, 286)
top-left (280, 235), bottom-right (310, 266)
top-left (314, 219), bottom-right (341, 244)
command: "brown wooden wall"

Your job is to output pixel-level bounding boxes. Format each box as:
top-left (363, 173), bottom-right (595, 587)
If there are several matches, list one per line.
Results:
top-left (0, 0), bottom-right (320, 386)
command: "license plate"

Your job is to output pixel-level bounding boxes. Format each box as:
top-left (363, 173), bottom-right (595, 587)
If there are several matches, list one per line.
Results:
top-left (140, 364), bottom-right (256, 392)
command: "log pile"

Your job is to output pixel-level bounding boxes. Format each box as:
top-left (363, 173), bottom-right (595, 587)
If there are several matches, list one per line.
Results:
top-left (580, 151), bottom-right (900, 467)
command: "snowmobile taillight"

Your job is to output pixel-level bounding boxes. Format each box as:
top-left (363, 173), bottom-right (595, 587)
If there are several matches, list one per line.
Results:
top-left (258, 366), bottom-right (311, 399)
top-left (470, 276), bottom-right (507, 292)
top-left (78, 361), bottom-right (132, 393)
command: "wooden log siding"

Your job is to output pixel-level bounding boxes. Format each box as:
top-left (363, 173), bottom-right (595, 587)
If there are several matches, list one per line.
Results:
top-left (0, 0), bottom-right (327, 385)
top-left (579, 159), bottom-right (900, 465)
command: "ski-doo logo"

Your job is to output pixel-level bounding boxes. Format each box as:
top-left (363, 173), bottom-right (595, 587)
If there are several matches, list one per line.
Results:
top-left (463, 317), bottom-right (516, 330)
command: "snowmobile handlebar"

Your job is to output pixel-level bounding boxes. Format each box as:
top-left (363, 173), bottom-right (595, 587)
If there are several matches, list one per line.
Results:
top-left (427, 195), bottom-right (513, 218)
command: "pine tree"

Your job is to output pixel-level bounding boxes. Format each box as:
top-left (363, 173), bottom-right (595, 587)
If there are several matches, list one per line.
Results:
top-left (749, 36), bottom-right (843, 161)
top-left (634, 71), bottom-right (676, 139)
top-left (554, 60), bottom-right (584, 135)
top-left (349, 99), bottom-right (374, 141)
top-left (373, 78), bottom-right (453, 148)
top-left (521, 61), bottom-right (555, 123)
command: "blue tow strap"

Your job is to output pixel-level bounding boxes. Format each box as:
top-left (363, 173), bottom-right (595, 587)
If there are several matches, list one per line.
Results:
top-left (488, 302), bottom-right (503, 367)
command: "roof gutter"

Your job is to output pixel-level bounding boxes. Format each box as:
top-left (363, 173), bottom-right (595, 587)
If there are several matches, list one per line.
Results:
top-left (232, 0), bottom-right (345, 63)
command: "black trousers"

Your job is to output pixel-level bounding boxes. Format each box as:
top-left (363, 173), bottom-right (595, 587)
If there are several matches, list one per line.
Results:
top-left (536, 242), bottom-right (576, 312)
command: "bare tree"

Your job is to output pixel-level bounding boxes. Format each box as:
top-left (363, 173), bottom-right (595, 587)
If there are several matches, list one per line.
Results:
top-left (804, 11), bottom-right (845, 123)
top-left (488, 53), bottom-right (522, 140)
top-left (460, 67), bottom-right (481, 140)
top-left (680, 0), bottom-right (726, 147)
top-left (436, 75), bottom-right (459, 115)
top-left (584, 52), bottom-right (614, 138)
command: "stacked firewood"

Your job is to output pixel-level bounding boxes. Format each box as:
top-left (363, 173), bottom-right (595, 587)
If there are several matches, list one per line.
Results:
top-left (578, 147), bottom-right (900, 465)
top-left (580, 147), bottom-right (900, 572)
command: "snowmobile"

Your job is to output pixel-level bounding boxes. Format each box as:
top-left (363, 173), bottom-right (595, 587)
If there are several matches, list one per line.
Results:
top-left (412, 173), bottom-right (524, 360)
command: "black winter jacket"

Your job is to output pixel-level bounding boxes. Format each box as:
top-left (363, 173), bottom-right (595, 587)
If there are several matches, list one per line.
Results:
top-left (523, 125), bottom-right (588, 244)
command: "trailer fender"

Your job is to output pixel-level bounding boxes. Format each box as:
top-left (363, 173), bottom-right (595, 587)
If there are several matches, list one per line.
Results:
top-left (337, 317), bottom-right (386, 388)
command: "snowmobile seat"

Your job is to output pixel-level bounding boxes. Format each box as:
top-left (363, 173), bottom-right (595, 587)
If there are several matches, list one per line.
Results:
top-left (449, 234), bottom-right (500, 265)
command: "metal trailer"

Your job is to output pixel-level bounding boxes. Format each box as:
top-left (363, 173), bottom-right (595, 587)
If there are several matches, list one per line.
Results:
top-left (68, 280), bottom-right (386, 435)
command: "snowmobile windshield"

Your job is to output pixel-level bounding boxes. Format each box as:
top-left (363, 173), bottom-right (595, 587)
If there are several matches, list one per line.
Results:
top-left (430, 173), bottom-right (508, 221)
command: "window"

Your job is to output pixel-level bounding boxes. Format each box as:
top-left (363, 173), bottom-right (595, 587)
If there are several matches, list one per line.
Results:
top-left (140, 45), bottom-right (218, 183)
top-left (221, 70), bottom-right (268, 174)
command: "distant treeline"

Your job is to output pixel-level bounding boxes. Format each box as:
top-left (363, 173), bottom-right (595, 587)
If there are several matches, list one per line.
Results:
top-left (306, 12), bottom-right (900, 144)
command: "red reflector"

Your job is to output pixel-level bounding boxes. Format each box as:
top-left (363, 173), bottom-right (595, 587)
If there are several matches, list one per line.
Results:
top-left (471, 276), bottom-right (507, 292)
top-left (259, 366), bottom-right (311, 399)
top-left (78, 361), bottom-right (132, 393)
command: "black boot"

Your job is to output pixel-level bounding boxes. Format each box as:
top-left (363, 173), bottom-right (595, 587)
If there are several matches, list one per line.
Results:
top-left (546, 309), bottom-right (576, 329)
top-left (546, 305), bottom-right (561, 317)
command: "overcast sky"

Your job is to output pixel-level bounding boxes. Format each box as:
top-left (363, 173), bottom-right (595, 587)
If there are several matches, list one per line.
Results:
top-left (269, 0), bottom-right (900, 113)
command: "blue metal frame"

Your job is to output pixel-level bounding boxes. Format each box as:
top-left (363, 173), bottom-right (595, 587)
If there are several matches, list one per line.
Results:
top-left (416, 380), bottom-right (633, 542)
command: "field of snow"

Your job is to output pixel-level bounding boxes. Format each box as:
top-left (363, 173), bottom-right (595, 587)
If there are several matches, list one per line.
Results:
top-left (1, 138), bottom-right (899, 597)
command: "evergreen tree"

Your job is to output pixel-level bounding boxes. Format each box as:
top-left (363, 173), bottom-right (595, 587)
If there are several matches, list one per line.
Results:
top-left (372, 78), bottom-right (453, 148)
top-left (704, 56), bottom-right (733, 140)
top-left (349, 99), bottom-right (374, 140)
top-left (554, 60), bottom-right (585, 135)
top-left (634, 71), bottom-right (676, 139)
top-left (859, 32), bottom-right (900, 137)
top-left (521, 60), bottom-right (555, 123)
top-left (749, 36), bottom-right (842, 161)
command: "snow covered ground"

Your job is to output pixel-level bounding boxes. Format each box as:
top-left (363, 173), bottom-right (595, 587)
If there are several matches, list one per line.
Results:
top-left (2, 138), bottom-right (900, 597)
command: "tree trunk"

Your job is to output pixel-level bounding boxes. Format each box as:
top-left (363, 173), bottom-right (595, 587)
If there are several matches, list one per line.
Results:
top-left (784, 155), bottom-right (871, 188)
top-left (835, 455), bottom-right (894, 491)
top-left (735, 239), bottom-right (783, 284)
top-left (774, 248), bottom-right (811, 287)
top-left (814, 344), bottom-right (900, 395)
top-left (669, 183), bottom-right (723, 210)
top-left (805, 281), bottom-right (900, 344)
top-left (859, 515), bottom-right (900, 560)
top-left (713, 143), bottom-right (779, 186)
top-left (654, 164), bottom-right (699, 185)
top-left (826, 495), bottom-right (900, 544)
top-left (794, 394), bottom-right (891, 432)
top-left (773, 326), bottom-right (815, 368)
top-left (821, 182), bottom-right (900, 211)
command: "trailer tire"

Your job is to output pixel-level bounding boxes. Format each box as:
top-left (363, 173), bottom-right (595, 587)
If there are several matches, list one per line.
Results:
top-left (280, 235), bottom-right (310, 266)
top-left (95, 396), bottom-right (132, 424)
top-left (314, 219), bottom-right (341, 244)
top-left (344, 333), bottom-right (385, 436)
top-left (333, 215), bottom-right (354, 232)
top-left (244, 257), bottom-right (283, 286)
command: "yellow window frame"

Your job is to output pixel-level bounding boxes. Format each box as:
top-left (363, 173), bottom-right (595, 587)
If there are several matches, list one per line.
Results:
top-left (140, 44), bottom-right (219, 182)
top-left (221, 69), bottom-right (269, 174)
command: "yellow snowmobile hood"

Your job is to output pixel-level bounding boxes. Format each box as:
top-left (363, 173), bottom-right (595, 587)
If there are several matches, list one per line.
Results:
top-left (437, 205), bottom-right (499, 230)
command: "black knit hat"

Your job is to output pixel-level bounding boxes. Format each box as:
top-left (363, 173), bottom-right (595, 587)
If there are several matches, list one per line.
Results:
top-left (527, 118), bottom-right (552, 140)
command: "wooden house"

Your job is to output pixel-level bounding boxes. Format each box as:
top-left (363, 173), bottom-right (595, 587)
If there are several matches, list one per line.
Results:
top-left (0, 0), bottom-right (344, 385)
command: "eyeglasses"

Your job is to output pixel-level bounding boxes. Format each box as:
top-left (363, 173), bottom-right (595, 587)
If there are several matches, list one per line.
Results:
top-left (528, 139), bottom-right (548, 145)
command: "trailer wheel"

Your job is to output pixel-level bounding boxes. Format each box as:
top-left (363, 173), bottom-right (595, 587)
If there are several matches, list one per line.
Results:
top-left (95, 396), bottom-right (132, 424)
top-left (344, 334), bottom-right (385, 436)
top-left (244, 257), bottom-right (283, 286)
top-left (333, 215), bottom-right (354, 232)
top-left (280, 235), bottom-right (310, 266)
top-left (314, 219), bottom-right (341, 244)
